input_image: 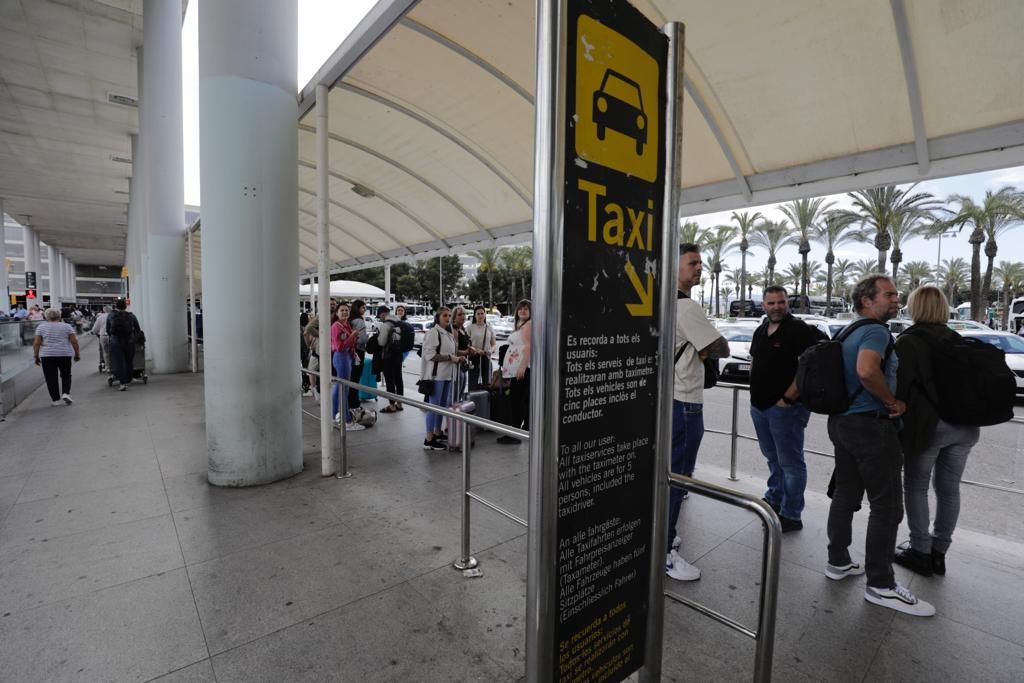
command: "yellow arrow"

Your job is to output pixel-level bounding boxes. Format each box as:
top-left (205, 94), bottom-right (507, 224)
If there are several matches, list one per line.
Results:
top-left (624, 260), bottom-right (654, 317)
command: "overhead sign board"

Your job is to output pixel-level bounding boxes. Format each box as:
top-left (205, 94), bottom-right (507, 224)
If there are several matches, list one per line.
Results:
top-left (552, 2), bottom-right (668, 681)
top-left (25, 271), bottom-right (36, 289)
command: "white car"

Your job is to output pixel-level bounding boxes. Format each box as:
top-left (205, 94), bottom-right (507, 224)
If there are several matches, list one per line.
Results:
top-left (493, 316), bottom-right (515, 340)
top-left (716, 324), bottom-right (757, 383)
top-left (959, 331), bottom-right (1024, 396)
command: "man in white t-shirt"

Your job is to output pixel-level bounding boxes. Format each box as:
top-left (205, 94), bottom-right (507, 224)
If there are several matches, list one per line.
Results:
top-left (666, 243), bottom-right (729, 582)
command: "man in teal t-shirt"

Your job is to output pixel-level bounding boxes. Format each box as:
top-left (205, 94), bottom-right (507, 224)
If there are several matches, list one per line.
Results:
top-left (825, 274), bottom-right (935, 618)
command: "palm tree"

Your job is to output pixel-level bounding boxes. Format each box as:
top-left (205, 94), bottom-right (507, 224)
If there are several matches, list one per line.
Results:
top-left (782, 263), bottom-right (804, 291)
top-left (704, 225), bottom-right (738, 316)
top-left (844, 184), bottom-right (940, 274)
top-left (936, 257), bottom-right (969, 306)
top-left (993, 260), bottom-right (1024, 330)
top-left (750, 220), bottom-right (796, 286)
top-left (679, 220), bottom-right (710, 247)
top-left (730, 211), bottom-right (762, 317)
top-left (851, 257), bottom-right (879, 281)
top-left (942, 188), bottom-right (1022, 320)
top-left (901, 261), bottom-right (933, 292)
top-left (813, 211), bottom-right (859, 315)
top-left (500, 246), bottom-right (532, 304)
top-left (780, 198), bottom-right (833, 312)
top-left (469, 247), bottom-right (502, 307)
top-left (832, 258), bottom-right (854, 308)
top-left (887, 210), bottom-right (930, 281)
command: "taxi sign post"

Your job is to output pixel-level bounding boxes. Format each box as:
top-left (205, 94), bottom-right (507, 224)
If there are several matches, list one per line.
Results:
top-left (527, 1), bottom-right (683, 680)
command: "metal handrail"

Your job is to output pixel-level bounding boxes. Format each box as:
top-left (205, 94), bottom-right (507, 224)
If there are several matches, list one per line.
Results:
top-left (710, 382), bottom-right (1024, 496)
top-left (302, 366), bottom-right (529, 569)
top-left (665, 473), bottom-right (781, 683)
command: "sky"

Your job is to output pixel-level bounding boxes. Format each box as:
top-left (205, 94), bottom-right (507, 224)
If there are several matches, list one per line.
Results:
top-left (179, 1), bottom-right (1024, 279)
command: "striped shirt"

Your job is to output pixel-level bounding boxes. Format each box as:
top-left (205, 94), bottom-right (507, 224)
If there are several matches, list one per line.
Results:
top-left (35, 321), bottom-right (76, 357)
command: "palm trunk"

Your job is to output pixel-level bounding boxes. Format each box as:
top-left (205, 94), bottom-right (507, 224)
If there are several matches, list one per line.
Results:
top-left (800, 253), bottom-right (809, 313)
top-left (1004, 286), bottom-right (1011, 330)
top-left (487, 276), bottom-right (493, 307)
top-left (970, 238), bottom-right (983, 321)
top-left (825, 263), bottom-right (834, 316)
top-left (982, 249), bottom-right (996, 313)
top-left (739, 250), bottom-right (747, 317)
top-left (714, 274), bottom-right (721, 316)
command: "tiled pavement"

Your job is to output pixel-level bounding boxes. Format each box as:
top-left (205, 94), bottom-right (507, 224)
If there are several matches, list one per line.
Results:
top-left (0, 341), bottom-right (1022, 682)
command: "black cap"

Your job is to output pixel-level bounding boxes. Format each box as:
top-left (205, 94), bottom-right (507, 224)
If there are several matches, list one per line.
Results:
top-left (377, 305), bottom-right (390, 316)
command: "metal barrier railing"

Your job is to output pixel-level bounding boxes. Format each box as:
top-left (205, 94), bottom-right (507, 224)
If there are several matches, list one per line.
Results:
top-left (665, 473), bottom-right (781, 683)
top-left (707, 381), bottom-right (1024, 496)
top-left (302, 367), bottom-right (529, 569)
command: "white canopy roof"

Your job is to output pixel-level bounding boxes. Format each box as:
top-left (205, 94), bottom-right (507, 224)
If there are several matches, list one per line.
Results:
top-left (296, 0), bottom-right (1024, 274)
top-left (299, 280), bottom-right (386, 300)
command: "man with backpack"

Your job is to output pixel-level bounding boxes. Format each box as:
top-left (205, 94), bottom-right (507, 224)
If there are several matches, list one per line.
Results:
top-left (749, 286), bottom-right (825, 533)
top-left (665, 243), bottom-right (729, 583)
top-left (823, 274), bottom-right (934, 617)
top-left (375, 305), bottom-right (406, 413)
top-left (106, 298), bottom-right (142, 391)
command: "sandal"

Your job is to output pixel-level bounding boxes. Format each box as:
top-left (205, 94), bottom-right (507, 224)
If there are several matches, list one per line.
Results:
top-left (381, 406), bottom-right (398, 413)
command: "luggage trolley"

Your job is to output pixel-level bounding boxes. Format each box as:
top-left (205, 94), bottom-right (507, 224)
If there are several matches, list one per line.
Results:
top-left (107, 342), bottom-right (148, 387)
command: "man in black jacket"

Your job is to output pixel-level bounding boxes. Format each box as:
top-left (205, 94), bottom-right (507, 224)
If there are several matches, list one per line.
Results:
top-left (106, 298), bottom-right (142, 391)
top-left (749, 286), bottom-right (825, 532)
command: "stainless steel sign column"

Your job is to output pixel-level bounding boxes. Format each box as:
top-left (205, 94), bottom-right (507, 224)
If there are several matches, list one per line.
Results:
top-left (528, 1), bottom-right (669, 681)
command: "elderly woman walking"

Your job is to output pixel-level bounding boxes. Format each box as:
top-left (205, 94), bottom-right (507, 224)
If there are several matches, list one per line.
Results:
top-left (33, 307), bottom-right (80, 406)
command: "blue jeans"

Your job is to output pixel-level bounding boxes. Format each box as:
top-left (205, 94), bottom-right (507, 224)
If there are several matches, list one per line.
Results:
top-left (332, 351), bottom-right (352, 420)
top-left (750, 404), bottom-right (810, 520)
top-left (904, 419), bottom-right (979, 554)
top-left (424, 380), bottom-right (451, 433)
top-left (666, 400), bottom-right (704, 548)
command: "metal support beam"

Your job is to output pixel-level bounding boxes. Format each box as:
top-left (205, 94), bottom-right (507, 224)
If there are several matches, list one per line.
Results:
top-left (187, 228), bottom-right (197, 373)
top-left (890, 0), bottom-right (929, 174)
top-left (316, 83), bottom-right (335, 477)
top-left (683, 75), bottom-right (752, 201)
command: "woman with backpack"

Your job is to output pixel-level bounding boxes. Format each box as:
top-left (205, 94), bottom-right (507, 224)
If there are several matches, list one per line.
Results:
top-left (467, 305), bottom-right (497, 390)
top-left (894, 286), bottom-right (980, 577)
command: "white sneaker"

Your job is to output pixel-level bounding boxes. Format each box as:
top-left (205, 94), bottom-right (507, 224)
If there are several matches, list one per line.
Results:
top-left (864, 583), bottom-right (935, 617)
top-left (61, 393), bottom-right (73, 405)
top-left (825, 561), bottom-right (866, 581)
top-left (51, 400), bottom-right (63, 406)
top-left (665, 550), bottom-right (700, 581)
top-left (671, 535), bottom-right (681, 551)
top-left (345, 422), bottom-right (366, 432)
top-left (302, 389), bottom-right (313, 397)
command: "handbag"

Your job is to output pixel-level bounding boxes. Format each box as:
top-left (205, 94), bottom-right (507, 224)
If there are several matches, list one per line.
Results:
top-left (417, 338), bottom-right (441, 396)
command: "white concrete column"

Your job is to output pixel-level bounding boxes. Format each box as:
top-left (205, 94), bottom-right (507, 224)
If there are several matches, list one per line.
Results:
top-left (199, 0), bottom-right (301, 486)
top-left (141, 0), bottom-right (187, 372)
top-left (315, 84), bottom-right (333, 477)
top-left (384, 263), bottom-right (392, 303)
top-left (46, 244), bottom-right (61, 309)
top-left (0, 199), bottom-right (8, 307)
top-left (69, 261), bottom-right (76, 301)
top-left (127, 132), bottom-right (145, 317)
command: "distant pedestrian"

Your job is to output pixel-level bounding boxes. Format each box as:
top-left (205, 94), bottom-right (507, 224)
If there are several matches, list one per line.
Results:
top-left (748, 285), bottom-right (825, 532)
top-left (375, 305), bottom-right (405, 413)
top-left (106, 299), bottom-right (142, 391)
top-left (467, 306), bottom-right (497, 389)
top-left (419, 306), bottom-right (461, 450)
top-left (91, 305), bottom-right (112, 373)
top-left (347, 300), bottom-right (369, 412)
top-left (497, 299), bottom-right (532, 445)
top-left (894, 286), bottom-right (980, 577)
top-left (33, 307), bottom-right (80, 405)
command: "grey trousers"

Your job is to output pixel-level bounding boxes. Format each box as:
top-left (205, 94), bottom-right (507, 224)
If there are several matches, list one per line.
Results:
top-left (904, 419), bottom-right (979, 554)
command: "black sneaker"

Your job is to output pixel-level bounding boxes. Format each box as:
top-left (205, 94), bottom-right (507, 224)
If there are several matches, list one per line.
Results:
top-left (496, 435), bottom-right (521, 445)
top-left (894, 547), bottom-right (933, 577)
top-left (423, 439), bottom-right (445, 451)
top-left (761, 498), bottom-right (781, 514)
top-left (779, 516), bottom-right (803, 533)
top-left (931, 549), bottom-right (946, 576)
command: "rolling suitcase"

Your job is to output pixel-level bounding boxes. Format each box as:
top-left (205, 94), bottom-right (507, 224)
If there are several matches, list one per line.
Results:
top-left (447, 370), bottom-right (476, 451)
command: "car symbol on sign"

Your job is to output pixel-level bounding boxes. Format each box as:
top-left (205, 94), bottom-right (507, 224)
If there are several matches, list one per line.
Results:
top-left (592, 68), bottom-right (647, 156)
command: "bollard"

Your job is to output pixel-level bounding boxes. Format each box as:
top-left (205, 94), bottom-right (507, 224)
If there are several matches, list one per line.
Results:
top-left (453, 420), bottom-right (478, 570)
top-left (729, 387), bottom-right (740, 481)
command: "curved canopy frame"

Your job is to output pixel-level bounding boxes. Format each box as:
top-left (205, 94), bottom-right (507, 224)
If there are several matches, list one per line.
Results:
top-left (296, 0), bottom-right (1024, 275)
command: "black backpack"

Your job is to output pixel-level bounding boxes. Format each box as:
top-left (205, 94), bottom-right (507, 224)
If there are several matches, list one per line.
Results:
top-left (796, 318), bottom-right (892, 415)
top-left (398, 320), bottom-right (415, 353)
top-left (674, 342), bottom-right (719, 389)
top-left (108, 310), bottom-right (134, 340)
top-left (904, 328), bottom-right (1016, 427)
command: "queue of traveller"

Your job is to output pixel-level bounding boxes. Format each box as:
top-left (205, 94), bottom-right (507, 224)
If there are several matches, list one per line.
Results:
top-left (666, 241), bottom-right (1005, 620)
top-left (299, 297), bottom-right (531, 449)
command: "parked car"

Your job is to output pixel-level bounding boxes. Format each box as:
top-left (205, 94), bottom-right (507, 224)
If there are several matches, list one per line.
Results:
top-left (716, 324), bottom-right (757, 383)
top-left (959, 331), bottom-right (1024, 396)
top-left (493, 316), bottom-right (515, 340)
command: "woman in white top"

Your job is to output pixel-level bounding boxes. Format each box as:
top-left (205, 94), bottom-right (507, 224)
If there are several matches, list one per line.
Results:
top-left (32, 308), bottom-right (80, 406)
top-left (419, 307), bottom-right (465, 450)
top-left (467, 306), bottom-right (497, 389)
top-left (498, 299), bottom-right (532, 444)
